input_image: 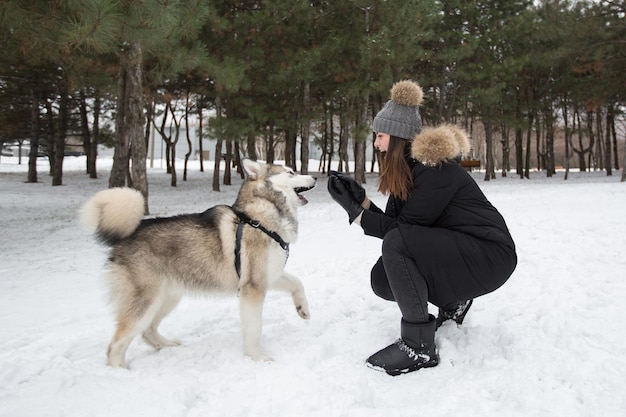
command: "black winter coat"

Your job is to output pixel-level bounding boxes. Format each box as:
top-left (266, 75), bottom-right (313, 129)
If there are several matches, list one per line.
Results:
top-left (361, 132), bottom-right (516, 307)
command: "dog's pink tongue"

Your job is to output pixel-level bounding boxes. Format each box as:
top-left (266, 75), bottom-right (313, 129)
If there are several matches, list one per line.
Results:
top-left (298, 195), bottom-right (308, 205)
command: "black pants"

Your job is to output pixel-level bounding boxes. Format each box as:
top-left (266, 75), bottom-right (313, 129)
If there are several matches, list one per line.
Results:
top-left (370, 229), bottom-right (430, 324)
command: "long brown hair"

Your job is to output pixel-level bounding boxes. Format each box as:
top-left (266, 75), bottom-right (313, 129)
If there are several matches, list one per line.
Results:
top-left (378, 136), bottom-right (413, 201)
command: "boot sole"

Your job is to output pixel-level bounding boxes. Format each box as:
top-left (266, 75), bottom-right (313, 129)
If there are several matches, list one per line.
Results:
top-left (366, 358), bottom-right (439, 376)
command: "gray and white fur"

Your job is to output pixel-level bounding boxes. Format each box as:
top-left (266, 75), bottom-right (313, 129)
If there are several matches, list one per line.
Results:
top-left (80, 159), bottom-right (316, 367)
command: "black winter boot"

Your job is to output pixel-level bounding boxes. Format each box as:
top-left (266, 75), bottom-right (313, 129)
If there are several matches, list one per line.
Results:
top-left (436, 299), bottom-right (473, 328)
top-left (366, 315), bottom-right (439, 376)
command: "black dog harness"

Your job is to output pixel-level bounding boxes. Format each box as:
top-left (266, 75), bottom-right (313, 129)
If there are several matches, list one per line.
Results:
top-left (232, 209), bottom-right (289, 279)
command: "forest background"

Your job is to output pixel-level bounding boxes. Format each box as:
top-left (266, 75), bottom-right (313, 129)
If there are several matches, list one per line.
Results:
top-left (1, 0), bottom-right (625, 213)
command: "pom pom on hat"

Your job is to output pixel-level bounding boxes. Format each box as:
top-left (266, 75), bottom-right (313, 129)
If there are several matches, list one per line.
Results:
top-left (372, 79), bottom-right (423, 141)
top-left (390, 80), bottom-right (423, 107)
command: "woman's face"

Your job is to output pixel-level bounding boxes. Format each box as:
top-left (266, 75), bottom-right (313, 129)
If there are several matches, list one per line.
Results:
top-left (374, 132), bottom-right (391, 152)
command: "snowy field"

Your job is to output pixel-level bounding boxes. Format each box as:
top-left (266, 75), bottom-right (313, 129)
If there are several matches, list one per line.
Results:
top-left (1, 156), bottom-right (625, 417)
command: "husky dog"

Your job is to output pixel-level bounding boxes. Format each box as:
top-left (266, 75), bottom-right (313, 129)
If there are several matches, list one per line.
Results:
top-left (80, 159), bottom-right (316, 367)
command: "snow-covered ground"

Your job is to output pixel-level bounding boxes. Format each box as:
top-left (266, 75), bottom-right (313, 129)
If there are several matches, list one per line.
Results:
top-left (1, 156), bottom-right (625, 417)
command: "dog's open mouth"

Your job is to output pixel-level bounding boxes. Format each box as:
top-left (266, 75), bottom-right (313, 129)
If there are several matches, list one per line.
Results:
top-left (295, 186), bottom-right (315, 205)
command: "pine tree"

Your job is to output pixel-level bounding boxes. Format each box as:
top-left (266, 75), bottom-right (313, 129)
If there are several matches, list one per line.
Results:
top-left (64, 0), bottom-right (212, 211)
top-left (0, 1), bottom-right (76, 185)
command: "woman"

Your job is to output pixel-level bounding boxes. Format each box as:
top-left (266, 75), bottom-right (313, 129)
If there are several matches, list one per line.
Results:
top-left (327, 80), bottom-right (517, 376)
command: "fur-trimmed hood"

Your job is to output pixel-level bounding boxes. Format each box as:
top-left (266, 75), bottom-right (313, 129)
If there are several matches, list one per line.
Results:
top-left (411, 124), bottom-right (471, 166)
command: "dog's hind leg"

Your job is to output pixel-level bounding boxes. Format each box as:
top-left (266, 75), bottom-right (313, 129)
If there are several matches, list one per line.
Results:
top-left (239, 285), bottom-right (271, 361)
top-left (271, 272), bottom-right (310, 320)
top-left (107, 304), bottom-right (157, 368)
top-left (142, 292), bottom-right (182, 349)
top-left (106, 277), bottom-right (163, 368)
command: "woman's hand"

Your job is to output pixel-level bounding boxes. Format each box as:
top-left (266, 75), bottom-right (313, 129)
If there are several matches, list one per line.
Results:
top-left (329, 171), bottom-right (366, 204)
top-left (327, 176), bottom-right (364, 224)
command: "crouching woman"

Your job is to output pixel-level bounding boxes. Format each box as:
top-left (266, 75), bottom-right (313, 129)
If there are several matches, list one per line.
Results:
top-left (328, 80), bottom-right (517, 376)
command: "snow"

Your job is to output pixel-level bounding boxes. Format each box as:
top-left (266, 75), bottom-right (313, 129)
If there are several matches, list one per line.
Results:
top-left (1, 156), bottom-right (625, 417)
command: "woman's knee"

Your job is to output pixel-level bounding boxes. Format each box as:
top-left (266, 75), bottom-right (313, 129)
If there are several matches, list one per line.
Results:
top-left (382, 228), bottom-right (407, 262)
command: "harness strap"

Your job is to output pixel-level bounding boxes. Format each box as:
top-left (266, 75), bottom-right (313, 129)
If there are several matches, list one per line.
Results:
top-left (233, 209), bottom-right (289, 279)
top-left (235, 219), bottom-right (245, 278)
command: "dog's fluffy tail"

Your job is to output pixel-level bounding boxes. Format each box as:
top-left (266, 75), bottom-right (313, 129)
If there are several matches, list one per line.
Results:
top-left (80, 187), bottom-right (145, 245)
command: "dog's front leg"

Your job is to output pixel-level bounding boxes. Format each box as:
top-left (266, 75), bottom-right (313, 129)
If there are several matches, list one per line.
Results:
top-left (271, 272), bottom-right (311, 320)
top-left (239, 285), bottom-right (272, 361)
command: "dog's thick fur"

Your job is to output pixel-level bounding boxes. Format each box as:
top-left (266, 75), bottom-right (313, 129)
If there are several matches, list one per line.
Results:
top-left (80, 159), bottom-right (316, 367)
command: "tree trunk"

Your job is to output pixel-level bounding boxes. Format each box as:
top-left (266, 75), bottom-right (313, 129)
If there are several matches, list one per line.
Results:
top-left (110, 62), bottom-right (129, 188)
top-left (610, 108), bottom-right (619, 171)
top-left (224, 139), bottom-right (232, 186)
top-left (356, 4), bottom-right (370, 184)
top-left (246, 132), bottom-right (256, 161)
top-left (144, 93), bottom-right (152, 159)
top-left (198, 95), bottom-right (204, 172)
top-left (338, 102), bottom-right (350, 172)
top-left (183, 93), bottom-right (192, 182)
top-left (318, 108), bottom-right (327, 172)
top-left (563, 102), bottom-right (571, 181)
top-left (79, 90), bottom-right (92, 176)
top-left (371, 137), bottom-right (379, 173)
top-left (266, 124), bottom-right (275, 164)
top-left (595, 111), bottom-right (603, 171)
top-left (605, 105), bottom-right (613, 176)
top-left (52, 88), bottom-right (68, 186)
top-left (354, 137), bottom-right (365, 183)
top-left (483, 118), bottom-right (495, 181)
top-left (326, 104), bottom-right (334, 174)
top-left (524, 113), bottom-right (533, 179)
top-left (44, 102), bottom-right (55, 176)
top-left (545, 119), bottom-right (555, 177)
top-left (234, 141), bottom-right (244, 179)
top-left (27, 83), bottom-right (40, 183)
top-left (157, 108), bottom-right (173, 174)
top-left (167, 102), bottom-right (181, 187)
top-left (354, 98), bottom-right (367, 184)
top-left (535, 114), bottom-right (542, 172)
top-left (370, 100), bottom-right (381, 173)
top-left (126, 42), bottom-right (149, 213)
top-left (213, 97), bottom-right (223, 192)
top-left (170, 127), bottom-right (178, 187)
top-left (284, 125), bottom-right (295, 169)
top-left (300, 81), bottom-right (311, 174)
top-left (500, 122), bottom-right (510, 177)
top-left (514, 98), bottom-right (523, 179)
top-left (213, 136), bottom-right (222, 191)
top-left (90, 91), bottom-right (100, 179)
top-left (515, 126), bottom-right (523, 179)
top-left (582, 111), bottom-right (595, 172)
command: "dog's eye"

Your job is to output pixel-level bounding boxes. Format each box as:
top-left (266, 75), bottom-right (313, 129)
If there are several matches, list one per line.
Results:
top-left (287, 170), bottom-right (295, 176)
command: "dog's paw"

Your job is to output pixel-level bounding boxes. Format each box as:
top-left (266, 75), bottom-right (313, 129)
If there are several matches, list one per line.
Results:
top-left (106, 357), bottom-right (128, 368)
top-left (158, 338), bottom-right (182, 348)
top-left (296, 302), bottom-right (310, 320)
top-left (142, 332), bottom-right (182, 350)
top-left (245, 350), bottom-right (275, 362)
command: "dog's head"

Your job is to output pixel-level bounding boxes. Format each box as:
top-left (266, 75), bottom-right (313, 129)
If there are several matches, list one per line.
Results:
top-left (241, 158), bottom-right (316, 207)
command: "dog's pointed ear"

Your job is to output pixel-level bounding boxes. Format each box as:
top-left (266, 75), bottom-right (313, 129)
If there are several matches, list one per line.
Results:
top-left (241, 158), bottom-right (264, 180)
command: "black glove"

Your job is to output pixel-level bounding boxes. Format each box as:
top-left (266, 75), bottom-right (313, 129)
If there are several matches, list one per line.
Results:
top-left (327, 176), bottom-right (364, 224)
top-left (329, 171), bottom-right (366, 204)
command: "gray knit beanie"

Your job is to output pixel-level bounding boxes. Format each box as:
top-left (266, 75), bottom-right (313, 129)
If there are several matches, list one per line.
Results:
top-left (372, 80), bottom-right (423, 140)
